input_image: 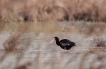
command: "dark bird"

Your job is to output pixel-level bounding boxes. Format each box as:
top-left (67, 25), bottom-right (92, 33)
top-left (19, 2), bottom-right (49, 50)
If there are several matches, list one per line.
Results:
top-left (50, 37), bottom-right (76, 50)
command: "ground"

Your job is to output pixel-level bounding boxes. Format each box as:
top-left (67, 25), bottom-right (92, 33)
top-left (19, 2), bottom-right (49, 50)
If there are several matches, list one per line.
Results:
top-left (0, 21), bottom-right (106, 69)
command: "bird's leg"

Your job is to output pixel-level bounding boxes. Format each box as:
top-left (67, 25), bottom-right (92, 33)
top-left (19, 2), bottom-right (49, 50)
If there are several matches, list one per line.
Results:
top-left (64, 47), bottom-right (68, 52)
top-left (64, 47), bottom-right (66, 50)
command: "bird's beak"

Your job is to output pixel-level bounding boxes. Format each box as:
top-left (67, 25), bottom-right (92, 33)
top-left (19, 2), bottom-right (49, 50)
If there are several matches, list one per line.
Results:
top-left (49, 39), bottom-right (54, 44)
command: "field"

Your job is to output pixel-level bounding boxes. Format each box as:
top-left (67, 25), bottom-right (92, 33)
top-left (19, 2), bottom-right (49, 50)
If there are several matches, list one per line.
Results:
top-left (0, 0), bottom-right (106, 69)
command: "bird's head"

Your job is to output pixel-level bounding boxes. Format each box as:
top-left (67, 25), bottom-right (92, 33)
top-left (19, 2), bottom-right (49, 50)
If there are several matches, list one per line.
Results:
top-left (54, 37), bottom-right (59, 41)
top-left (49, 37), bottom-right (59, 44)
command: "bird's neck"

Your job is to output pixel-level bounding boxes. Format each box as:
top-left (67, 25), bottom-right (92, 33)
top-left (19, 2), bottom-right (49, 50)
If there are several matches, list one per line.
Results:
top-left (56, 40), bottom-right (61, 46)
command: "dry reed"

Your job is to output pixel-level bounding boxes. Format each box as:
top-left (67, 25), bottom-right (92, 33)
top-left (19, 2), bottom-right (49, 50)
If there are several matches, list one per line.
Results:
top-left (0, 0), bottom-right (106, 22)
top-left (3, 33), bottom-right (21, 51)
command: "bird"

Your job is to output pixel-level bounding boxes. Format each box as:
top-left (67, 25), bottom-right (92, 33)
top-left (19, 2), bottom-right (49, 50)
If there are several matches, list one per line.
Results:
top-left (50, 37), bottom-right (76, 50)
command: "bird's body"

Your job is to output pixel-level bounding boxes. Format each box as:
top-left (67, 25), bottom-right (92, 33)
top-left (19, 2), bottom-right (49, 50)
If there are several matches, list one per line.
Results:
top-left (54, 37), bottom-right (76, 50)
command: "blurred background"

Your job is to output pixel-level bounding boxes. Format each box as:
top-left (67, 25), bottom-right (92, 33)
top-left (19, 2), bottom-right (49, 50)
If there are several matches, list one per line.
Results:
top-left (0, 0), bottom-right (106, 69)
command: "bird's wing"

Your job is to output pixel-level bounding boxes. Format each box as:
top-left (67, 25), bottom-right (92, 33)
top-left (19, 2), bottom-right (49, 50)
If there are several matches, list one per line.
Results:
top-left (60, 39), bottom-right (76, 46)
top-left (60, 39), bottom-right (71, 46)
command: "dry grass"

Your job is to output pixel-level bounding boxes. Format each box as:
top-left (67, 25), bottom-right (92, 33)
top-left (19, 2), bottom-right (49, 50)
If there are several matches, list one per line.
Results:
top-left (92, 37), bottom-right (106, 48)
top-left (0, 0), bottom-right (106, 22)
top-left (2, 22), bottom-right (30, 52)
top-left (0, 22), bottom-right (5, 32)
top-left (3, 33), bottom-right (21, 51)
top-left (15, 62), bottom-right (31, 69)
top-left (77, 22), bottom-right (106, 35)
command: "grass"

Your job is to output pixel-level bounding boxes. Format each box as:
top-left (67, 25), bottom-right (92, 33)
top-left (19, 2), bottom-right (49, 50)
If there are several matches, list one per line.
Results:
top-left (1, 0), bottom-right (106, 22)
top-left (3, 33), bottom-right (21, 52)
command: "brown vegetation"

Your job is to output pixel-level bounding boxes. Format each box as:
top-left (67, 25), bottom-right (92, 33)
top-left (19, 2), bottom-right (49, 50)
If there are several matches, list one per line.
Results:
top-left (15, 62), bottom-right (31, 69)
top-left (0, 0), bottom-right (106, 22)
top-left (3, 33), bottom-right (21, 51)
